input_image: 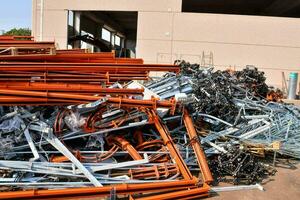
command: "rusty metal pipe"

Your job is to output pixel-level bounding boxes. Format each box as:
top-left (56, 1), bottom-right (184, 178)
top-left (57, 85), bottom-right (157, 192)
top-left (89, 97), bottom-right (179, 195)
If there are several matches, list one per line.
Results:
top-left (0, 62), bottom-right (180, 73)
top-left (109, 136), bottom-right (142, 160)
top-left (0, 96), bottom-right (84, 103)
top-left (135, 184), bottom-right (210, 200)
top-left (183, 109), bottom-right (213, 184)
top-left (0, 89), bottom-right (102, 101)
top-left (151, 110), bottom-right (193, 180)
top-left (0, 179), bottom-right (198, 199)
top-left (0, 82), bottom-right (143, 94)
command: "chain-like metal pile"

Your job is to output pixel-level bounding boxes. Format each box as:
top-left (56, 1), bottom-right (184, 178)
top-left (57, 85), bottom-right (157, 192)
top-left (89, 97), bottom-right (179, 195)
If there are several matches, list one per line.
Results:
top-left (0, 97), bottom-right (215, 199)
top-left (234, 66), bottom-right (269, 98)
top-left (142, 60), bottom-right (300, 186)
top-left (209, 145), bottom-right (276, 185)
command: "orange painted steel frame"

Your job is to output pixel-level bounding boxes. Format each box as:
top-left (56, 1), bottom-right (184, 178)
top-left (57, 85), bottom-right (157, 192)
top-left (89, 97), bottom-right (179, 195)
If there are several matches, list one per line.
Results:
top-left (0, 89), bottom-right (107, 101)
top-left (0, 82), bottom-right (144, 94)
top-left (0, 90), bottom-right (177, 107)
top-left (129, 164), bottom-right (178, 179)
top-left (108, 135), bottom-right (143, 160)
top-left (134, 185), bottom-right (210, 200)
top-left (149, 110), bottom-right (193, 180)
top-left (183, 108), bottom-right (213, 184)
top-left (0, 35), bottom-right (34, 40)
top-left (0, 63), bottom-right (180, 73)
top-left (0, 54), bottom-right (144, 64)
top-left (0, 179), bottom-right (203, 199)
top-left (0, 103), bottom-right (210, 199)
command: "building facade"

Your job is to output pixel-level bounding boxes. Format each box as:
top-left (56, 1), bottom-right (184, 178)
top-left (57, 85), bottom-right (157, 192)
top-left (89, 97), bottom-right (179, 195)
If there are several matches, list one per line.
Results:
top-left (32, 0), bottom-right (300, 89)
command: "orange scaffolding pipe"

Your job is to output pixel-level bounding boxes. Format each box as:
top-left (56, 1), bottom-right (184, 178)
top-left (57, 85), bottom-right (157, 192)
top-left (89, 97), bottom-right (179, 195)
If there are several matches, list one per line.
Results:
top-left (183, 109), bottom-right (213, 184)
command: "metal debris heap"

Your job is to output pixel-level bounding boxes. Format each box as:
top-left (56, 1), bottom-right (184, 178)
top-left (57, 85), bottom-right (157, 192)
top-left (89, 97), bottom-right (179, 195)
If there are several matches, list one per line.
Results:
top-left (0, 36), bottom-right (299, 199)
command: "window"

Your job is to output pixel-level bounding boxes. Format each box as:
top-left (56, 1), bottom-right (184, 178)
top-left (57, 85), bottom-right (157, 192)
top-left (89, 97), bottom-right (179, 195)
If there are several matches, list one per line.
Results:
top-left (101, 28), bottom-right (111, 42)
top-left (68, 11), bottom-right (74, 26)
top-left (181, 0), bottom-right (300, 18)
top-left (80, 31), bottom-right (94, 52)
top-left (115, 35), bottom-right (121, 46)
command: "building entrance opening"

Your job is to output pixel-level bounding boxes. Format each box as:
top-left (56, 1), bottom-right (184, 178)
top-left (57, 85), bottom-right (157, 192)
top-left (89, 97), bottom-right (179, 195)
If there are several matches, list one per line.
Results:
top-left (67, 11), bottom-right (138, 58)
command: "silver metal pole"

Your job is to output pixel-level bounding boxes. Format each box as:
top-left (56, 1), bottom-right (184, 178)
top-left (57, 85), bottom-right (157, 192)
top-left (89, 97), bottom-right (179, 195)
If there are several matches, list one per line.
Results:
top-left (287, 72), bottom-right (298, 99)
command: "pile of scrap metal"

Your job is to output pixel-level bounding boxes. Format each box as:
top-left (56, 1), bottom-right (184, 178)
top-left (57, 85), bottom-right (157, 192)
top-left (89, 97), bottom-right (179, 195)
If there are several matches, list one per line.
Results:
top-left (143, 60), bottom-right (300, 184)
top-left (0, 37), bottom-right (211, 199)
top-left (0, 36), bottom-right (299, 199)
top-left (0, 97), bottom-right (213, 199)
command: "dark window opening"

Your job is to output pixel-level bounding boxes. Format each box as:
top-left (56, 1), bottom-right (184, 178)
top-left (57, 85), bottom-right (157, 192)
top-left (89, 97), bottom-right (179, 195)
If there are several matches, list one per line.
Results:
top-left (67, 11), bottom-right (138, 58)
top-left (182, 0), bottom-right (300, 18)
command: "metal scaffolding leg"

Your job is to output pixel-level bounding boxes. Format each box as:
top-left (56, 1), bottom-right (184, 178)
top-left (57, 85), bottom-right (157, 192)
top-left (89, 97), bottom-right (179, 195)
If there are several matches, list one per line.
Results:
top-left (24, 128), bottom-right (40, 162)
top-left (44, 133), bottom-right (102, 187)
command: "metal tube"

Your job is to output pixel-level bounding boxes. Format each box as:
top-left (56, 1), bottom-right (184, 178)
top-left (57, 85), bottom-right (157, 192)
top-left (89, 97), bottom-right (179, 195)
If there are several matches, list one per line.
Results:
top-left (151, 110), bottom-right (193, 180)
top-left (135, 185), bottom-right (210, 200)
top-left (109, 136), bottom-right (143, 160)
top-left (287, 72), bottom-right (298, 99)
top-left (0, 179), bottom-right (198, 199)
top-left (183, 109), bottom-right (213, 184)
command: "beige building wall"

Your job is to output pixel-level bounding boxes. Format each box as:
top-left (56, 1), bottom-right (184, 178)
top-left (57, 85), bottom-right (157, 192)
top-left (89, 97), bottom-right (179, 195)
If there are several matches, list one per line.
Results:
top-left (32, 0), bottom-right (300, 89)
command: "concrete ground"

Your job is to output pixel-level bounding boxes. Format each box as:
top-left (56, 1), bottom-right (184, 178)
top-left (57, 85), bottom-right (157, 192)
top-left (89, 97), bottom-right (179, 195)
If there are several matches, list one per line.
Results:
top-left (209, 161), bottom-right (300, 200)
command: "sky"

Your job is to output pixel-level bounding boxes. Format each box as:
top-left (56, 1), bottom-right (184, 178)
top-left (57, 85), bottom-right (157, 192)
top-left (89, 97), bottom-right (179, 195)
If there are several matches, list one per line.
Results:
top-left (0, 0), bottom-right (32, 33)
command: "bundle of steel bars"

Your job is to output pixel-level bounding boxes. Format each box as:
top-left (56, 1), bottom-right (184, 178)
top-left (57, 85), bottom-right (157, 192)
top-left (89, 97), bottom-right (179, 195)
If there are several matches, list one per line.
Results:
top-left (0, 35), bottom-right (56, 55)
top-left (0, 36), bottom-right (179, 105)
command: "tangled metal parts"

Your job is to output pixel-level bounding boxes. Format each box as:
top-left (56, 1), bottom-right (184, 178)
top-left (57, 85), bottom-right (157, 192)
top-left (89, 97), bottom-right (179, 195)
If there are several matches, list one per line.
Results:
top-left (143, 60), bottom-right (300, 185)
top-left (0, 58), bottom-right (299, 199)
top-left (209, 145), bottom-right (276, 185)
top-left (0, 98), bottom-right (213, 199)
top-left (174, 61), bottom-right (272, 122)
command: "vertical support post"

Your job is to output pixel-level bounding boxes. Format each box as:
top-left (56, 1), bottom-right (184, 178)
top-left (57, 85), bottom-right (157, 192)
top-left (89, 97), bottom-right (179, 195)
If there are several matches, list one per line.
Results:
top-left (39, 0), bottom-right (44, 41)
top-left (151, 111), bottom-right (193, 180)
top-left (74, 11), bottom-right (81, 48)
top-left (183, 109), bottom-right (213, 184)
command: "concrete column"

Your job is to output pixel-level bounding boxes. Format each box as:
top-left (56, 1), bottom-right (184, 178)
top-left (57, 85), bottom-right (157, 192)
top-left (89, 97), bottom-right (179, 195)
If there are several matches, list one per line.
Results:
top-left (73, 11), bottom-right (81, 48)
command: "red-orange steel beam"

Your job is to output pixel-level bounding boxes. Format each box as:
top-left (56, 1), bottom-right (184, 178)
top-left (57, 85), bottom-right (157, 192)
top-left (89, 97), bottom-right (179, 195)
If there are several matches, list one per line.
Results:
top-left (108, 136), bottom-right (142, 160)
top-left (0, 44), bottom-right (55, 49)
top-left (0, 179), bottom-right (199, 199)
top-left (0, 40), bottom-right (54, 45)
top-left (0, 35), bottom-right (34, 41)
top-left (0, 77), bottom-right (148, 82)
top-left (106, 97), bottom-right (176, 110)
top-left (0, 73), bottom-right (148, 78)
top-left (0, 52), bottom-right (114, 59)
top-left (0, 89), bottom-right (106, 101)
top-left (0, 90), bottom-right (176, 108)
top-left (135, 185), bottom-right (210, 200)
top-left (0, 58), bottom-right (144, 64)
top-left (0, 82), bottom-right (144, 94)
top-left (180, 193), bottom-right (209, 200)
top-left (150, 110), bottom-right (193, 180)
top-left (130, 165), bottom-right (178, 179)
top-left (0, 52), bottom-right (143, 63)
top-left (0, 62), bottom-right (180, 73)
top-left (0, 96), bottom-right (85, 103)
top-left (183, 109), bottom-right (213, 184)
top-left (56, 49), bottom-right (87, 54)
top-left (55, 51), bottom-right (114, 57)
top-left (0, 71), bottom-right (148, 76)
